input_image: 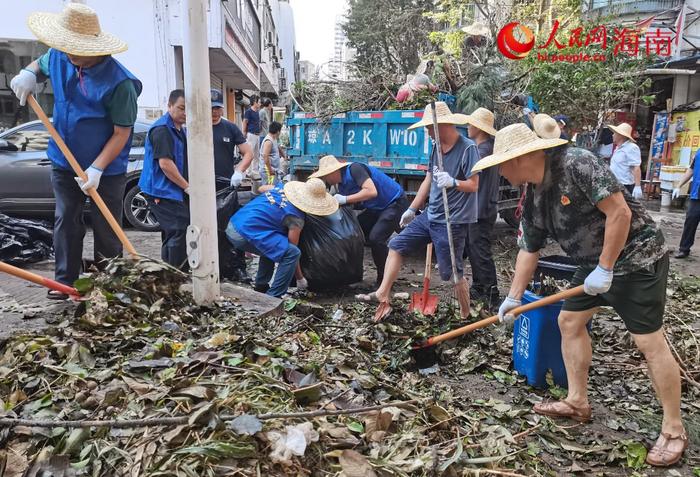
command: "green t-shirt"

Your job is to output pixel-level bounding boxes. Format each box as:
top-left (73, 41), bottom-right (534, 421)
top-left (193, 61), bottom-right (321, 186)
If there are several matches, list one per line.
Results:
top-left (38, 50), bottom-right (138, 127)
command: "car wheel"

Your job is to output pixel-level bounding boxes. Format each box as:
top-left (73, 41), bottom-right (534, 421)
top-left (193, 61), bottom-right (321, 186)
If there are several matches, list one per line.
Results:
top-left (124, 183), bottom-right (160, 231)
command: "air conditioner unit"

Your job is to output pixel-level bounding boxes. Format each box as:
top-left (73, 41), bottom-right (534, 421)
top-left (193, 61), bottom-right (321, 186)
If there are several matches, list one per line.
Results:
top-left (280, 68), bottom-right (287, 80)
top-left (266, 31), bottom-right (274, 47)
top-left (279, 49), bottom-right (283, 60)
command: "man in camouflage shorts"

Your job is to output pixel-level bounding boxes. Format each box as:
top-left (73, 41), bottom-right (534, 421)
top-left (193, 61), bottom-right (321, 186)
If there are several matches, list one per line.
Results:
top-left (472, 119), bottom-right (687, 467)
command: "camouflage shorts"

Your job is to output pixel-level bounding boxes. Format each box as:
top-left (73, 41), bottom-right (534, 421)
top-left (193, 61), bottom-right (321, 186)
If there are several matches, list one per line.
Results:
top-left (562, 253), bottom-right (669, 334)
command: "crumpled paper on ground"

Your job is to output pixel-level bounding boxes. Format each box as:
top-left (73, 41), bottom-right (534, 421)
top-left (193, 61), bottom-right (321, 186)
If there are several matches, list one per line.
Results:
top-left (265, 422), bottom-right (320, 464)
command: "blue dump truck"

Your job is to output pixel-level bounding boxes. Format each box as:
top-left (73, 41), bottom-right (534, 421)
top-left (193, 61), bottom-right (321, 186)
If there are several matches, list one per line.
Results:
top-left (286, 110), bottom-right (521, 227)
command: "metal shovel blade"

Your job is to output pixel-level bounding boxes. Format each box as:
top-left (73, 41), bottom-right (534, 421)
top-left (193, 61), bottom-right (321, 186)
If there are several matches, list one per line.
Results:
top-left (409, 289), bottom-right (439, 316)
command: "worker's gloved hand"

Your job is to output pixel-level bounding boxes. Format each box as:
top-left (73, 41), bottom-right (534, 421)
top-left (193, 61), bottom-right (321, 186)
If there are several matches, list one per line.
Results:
top-left (184, 186), bottom-right (190, 195)
top-left (583, 265), bottom-right (613, 296)
top-left (672, 188), bottom-right (681, 200)
top-left (10, 69), bottom-right (37, 106)
top-left (498, 296), bottom-right (522, 325)
top-left (399, 207), bottom-right (416, 228)
top-left (434, 171), bottom-right (457, 189)
top-left (74, 165), bottom-right (103, 195)
top-left (230, 170), bottom-right (244, 188)
top-left (334, 193), bottom-right (347, 205)
top-left (296, 277), bottom-right (308, 290)
top-left (632, 186), bottom-right (643, 200)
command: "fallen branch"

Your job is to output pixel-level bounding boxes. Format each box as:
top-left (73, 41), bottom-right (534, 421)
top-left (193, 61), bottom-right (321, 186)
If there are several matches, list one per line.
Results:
top-left (0, 399), bottom-right (421, 429)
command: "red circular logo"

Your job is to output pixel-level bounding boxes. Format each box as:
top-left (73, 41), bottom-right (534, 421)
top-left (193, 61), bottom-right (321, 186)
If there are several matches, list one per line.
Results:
top-left (497, 22), bottom-right (535, 60)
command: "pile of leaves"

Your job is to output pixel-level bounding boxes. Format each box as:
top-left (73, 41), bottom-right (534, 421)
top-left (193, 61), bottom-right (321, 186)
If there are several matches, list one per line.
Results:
top-left (0, 257), bottom-right (699, 476)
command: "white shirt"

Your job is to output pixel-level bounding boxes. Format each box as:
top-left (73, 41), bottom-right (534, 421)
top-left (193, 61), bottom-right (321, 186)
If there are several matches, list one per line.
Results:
top-left (610, 140), bottom-right (641, 185)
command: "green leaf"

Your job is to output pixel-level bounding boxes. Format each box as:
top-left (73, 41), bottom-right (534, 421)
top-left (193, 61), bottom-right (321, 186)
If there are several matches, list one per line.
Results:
top-left (283, 299), bottom-right (299, 312)
top-left (73, 277), bottom-right (94, 294)
top-left (174, 440), bottom-right (256, 460)
top-left (63, 363), bottom-right (88, 378)
top-left (624, 441), bottom-right (647, 470)
top-left (227, 356), bottom-right (245, 366)
top-left (307, 331), bottom-right (320, 345)
top-left (693, 468), bottom-right (700, 477)
top-left (347, 421), bottom-right (364, 433)
top-left (253, 346), bottom-right (270, 356)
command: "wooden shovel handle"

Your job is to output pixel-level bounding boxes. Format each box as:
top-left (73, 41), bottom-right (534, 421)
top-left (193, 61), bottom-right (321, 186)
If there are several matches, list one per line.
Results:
top-left (425, 285), bottom-right (585, 346)
top-left (424, 244), bottom-right (433, 281)
top-left (27, 95), bottom-right (138, 258)
top-left (0, 261), bottom-right (79, 296)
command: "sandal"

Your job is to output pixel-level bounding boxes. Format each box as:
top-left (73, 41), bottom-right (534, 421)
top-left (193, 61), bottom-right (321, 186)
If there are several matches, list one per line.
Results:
top-left (533, 400), bottom-right (592, 423)
top-left (646, 431), bottom-right (688, 467)
top-left (355, 292), bottom-right (382, 303)
top-left (47, 290), bottom-right (69, 301)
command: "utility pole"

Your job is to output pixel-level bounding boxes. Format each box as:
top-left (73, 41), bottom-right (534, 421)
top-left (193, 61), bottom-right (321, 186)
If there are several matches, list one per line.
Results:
top-left (181, 0), bottom-right (220, 304)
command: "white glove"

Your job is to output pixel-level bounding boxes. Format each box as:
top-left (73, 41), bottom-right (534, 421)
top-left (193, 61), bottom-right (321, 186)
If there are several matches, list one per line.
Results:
top-left (74, 165), bottom-right (103, 195)
top-left (672, 188), bottom-right (681, 200)
top-left (10, 69), bottom-right (37, 106)
top-left (434, 171), bottom-right (457, 189)
top-left (399, 208), bottom-right (417, 228)
top-left (296, 277), bottom-right (308, 290)
top-left (184, 186), bottom-right (190, 195)
top-left (583, 265), bottom-right (613, 296)
top-left (334, 194), bottom-right (347, 205)
top-left (632, 186), bottom-right (643, 200)
top-left (498, 296), bottom-right (522, 325)
top-left (230, 170), bottom-right (244, 188)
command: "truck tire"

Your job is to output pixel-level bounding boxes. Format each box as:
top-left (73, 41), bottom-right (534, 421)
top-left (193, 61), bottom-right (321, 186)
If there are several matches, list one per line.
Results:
top-left (499, 208), bottom-right (520, 229)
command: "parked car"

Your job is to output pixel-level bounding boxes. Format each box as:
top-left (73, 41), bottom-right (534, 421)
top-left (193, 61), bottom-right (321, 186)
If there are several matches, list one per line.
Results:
top-left (0, 119), bottom-right (159, 231)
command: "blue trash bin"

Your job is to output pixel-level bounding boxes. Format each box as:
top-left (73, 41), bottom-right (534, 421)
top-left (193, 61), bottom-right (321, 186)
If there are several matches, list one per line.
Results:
top-left (512, 289), bottom-right (569, 389)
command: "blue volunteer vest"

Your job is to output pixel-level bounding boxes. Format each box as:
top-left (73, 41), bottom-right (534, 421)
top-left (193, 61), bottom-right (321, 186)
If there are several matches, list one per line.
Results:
top-left (47, 50), bottom-right (142, 175)
top-left (691, 151), bottom-right (700, 200)
top-left (139, 113), bottom-right (187, 201)
top-left (231, 185), bottom-right (305, 262)
top-left (339, 164), bottom-right (403, 211)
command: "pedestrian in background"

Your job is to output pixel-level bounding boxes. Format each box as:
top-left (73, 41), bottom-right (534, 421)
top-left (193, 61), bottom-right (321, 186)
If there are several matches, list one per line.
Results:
top-left (10, 3), bottom-right (141, 299)
top-left (259, 97), bottom-right (272, 145)
top-left (138, 90), bottom-right (189, 269)
top-left (260, 121), bottom-right (284, 186)
top-left (609, 123), bottom-right (643, 200)
top-left (242, 95), bottom-right (262, 180)
top-left (672, 153), bottom-right (699, 259)
top-left (463, 107), bottom-right (500, 309)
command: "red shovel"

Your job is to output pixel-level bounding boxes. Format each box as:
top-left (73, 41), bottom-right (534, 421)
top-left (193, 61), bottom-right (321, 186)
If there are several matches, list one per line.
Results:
top-left (409, 244), bottom-right (439, 315)
top-left (0, 261), bottom-right (80, 299)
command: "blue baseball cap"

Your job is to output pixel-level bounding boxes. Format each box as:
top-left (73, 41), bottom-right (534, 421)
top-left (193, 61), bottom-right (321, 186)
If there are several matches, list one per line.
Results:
top-left (211, 89), bottom-right (224, 108)
top-left (553, 114), bottom-right (570, 126)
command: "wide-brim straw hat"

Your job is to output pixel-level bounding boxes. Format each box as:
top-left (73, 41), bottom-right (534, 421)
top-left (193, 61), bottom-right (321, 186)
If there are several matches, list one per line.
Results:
top-left (284, 178), bottom-right (339, 216)
top-left (464, 107), bottom-right (497, 136)
top-left (472, 123), bottom-right (568, 173)
top-left (462, 21), bottom-right (490, 37)
top-left (532, 113), bottom-right (562, 139)
top-left (309, 155), bottom-right (349, 179)
top-left (407, 102), bottom-right (470, 130)
top-left (608, 122), bottom-right (635, 142)
top-left (27, 3), bottom-right (128, 57)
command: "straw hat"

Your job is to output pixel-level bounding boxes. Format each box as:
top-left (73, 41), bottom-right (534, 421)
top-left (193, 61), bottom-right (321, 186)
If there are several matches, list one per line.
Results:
top-left (464, 107), bottom-right (497, 136)
top-left (462, 21), bottom-right (490, 37)
top-left (407, 102), bottom-right (469, 130)
top-left (607, 122), bottom-right (635, 142)
top-left (27, 3), bottom-right (128, 57)
top-left (309, 155), bottom-right (349, 179)
top-left (472, 123), bottom-right (568, 172)
top-left (532, 114), bottom-right (561, 139)
top-left (284, 178), bottom-right (339, 216)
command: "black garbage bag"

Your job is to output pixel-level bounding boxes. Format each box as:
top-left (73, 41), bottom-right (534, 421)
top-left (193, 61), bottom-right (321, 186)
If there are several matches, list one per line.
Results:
top-left (216, 186), bottom-right (240, 232)
top-left (299, 206), bottom-right (364, 291)
top-left (0, 214), bottom-right (53, 265)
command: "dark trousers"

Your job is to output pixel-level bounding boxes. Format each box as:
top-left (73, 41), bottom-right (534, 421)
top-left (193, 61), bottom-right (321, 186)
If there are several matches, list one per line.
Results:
top-left (51, 168), bottom-right (126, 285)
top-left (357, 195), bottom-right (408, 283)
top-left (679, 198), bottom-right (700, 253)
top-left (466, 214), bottom-right (499, 301)
top-left (146, 196), bottom-right (189, 269)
